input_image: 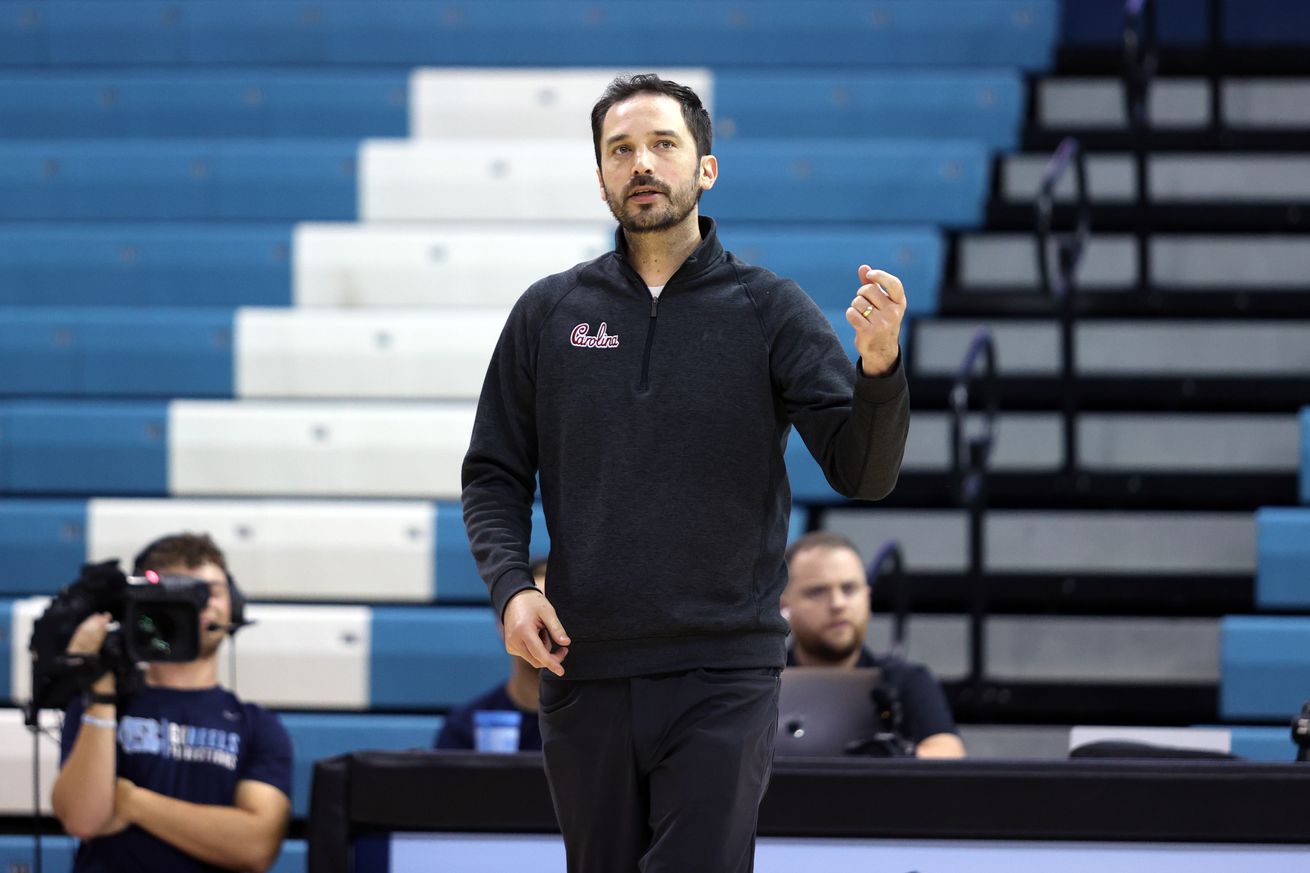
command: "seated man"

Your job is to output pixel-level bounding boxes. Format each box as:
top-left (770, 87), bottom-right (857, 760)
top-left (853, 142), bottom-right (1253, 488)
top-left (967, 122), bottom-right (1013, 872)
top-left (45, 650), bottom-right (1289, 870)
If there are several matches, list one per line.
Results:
top-left (782, 531), bottom-right (965, 758)
top-left (434, 558), bottom-right (545, 752)
top-left (53, 533), bottom-right (293, 872)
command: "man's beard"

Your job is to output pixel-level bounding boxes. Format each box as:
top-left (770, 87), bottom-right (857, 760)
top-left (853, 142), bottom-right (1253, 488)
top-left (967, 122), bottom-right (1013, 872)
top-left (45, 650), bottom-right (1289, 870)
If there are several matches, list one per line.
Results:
top-left (793, 625), bottom-right (864, 664)
top-left (604, 171), bottom-right (701, 234)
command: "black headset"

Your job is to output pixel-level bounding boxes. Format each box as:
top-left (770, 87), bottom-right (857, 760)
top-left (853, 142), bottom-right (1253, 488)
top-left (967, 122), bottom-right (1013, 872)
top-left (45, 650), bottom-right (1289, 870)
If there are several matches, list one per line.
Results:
top-left (131, 535), bottom-right (249, 635)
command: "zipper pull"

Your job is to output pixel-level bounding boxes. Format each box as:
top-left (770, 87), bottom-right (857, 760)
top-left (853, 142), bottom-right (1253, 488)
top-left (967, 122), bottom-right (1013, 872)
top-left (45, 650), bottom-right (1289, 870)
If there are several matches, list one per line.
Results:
top-left (650, 296), bottom-right (659, 317)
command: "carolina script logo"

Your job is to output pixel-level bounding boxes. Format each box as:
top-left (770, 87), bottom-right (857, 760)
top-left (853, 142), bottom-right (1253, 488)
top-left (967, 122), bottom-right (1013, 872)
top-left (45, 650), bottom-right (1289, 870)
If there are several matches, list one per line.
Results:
top-left (570, 322), bottom-right (620, 349)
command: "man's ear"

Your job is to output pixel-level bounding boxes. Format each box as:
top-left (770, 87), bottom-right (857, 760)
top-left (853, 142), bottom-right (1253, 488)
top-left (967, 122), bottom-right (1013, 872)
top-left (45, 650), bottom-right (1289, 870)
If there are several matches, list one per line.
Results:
top-left (596, 167), bottom-right (608, 203)
top-left (698, 154), bottom-right (718, 192)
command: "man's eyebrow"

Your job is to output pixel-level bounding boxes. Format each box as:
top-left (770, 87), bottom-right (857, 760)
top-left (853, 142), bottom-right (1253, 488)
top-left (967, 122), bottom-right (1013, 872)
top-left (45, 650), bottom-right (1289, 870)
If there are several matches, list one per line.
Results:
top-left (605, 129), bottom-right (681, 147)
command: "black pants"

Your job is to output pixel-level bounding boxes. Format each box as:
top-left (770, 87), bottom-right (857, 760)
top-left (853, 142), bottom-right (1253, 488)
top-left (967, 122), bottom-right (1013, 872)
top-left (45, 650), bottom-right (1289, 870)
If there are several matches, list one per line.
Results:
top-left (539, 667), bottom-right (781, 873)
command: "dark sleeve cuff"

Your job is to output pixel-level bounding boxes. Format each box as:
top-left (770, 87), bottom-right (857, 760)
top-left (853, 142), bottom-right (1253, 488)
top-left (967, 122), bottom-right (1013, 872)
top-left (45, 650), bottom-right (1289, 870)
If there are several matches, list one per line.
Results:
top-left (853, 350), bottom-right (907, 404)
top-left (490, 568), bottom-right (540, 621)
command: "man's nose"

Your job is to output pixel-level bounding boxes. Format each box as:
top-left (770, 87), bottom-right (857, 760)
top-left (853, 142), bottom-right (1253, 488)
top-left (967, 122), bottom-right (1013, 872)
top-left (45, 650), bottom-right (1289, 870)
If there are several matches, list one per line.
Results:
top-left (631, 145), bottom-right (654, 174)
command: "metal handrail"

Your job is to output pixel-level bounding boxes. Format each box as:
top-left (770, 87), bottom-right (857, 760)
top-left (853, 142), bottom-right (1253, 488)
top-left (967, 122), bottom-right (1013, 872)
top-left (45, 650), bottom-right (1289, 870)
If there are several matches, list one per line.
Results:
top-left (949, 327), bottom-right (998, 508)
top-left (1035, 136), bottom-right (1090, 304)
top-left (1123, 0), bottom-right (1156, 297)
top-left (1034, 136), bottom-right (1088, 481)
top-left (949, 328), bottom-right (996, 697)
top-left (1122, 0), bottom-right (1158, 133)
top-left (867, 539), bottom-right (908, 658)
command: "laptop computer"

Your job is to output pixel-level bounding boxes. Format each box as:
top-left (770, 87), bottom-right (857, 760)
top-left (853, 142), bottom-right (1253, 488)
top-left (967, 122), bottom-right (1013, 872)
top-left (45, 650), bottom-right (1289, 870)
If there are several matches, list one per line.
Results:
top-left (773, 666), bottom-right (884, 757)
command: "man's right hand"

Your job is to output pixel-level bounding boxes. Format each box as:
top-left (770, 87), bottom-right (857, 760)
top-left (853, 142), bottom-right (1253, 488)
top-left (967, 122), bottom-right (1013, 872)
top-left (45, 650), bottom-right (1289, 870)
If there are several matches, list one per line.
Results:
top-left (67, 612), bottom-right (116, 694)
top-left (502, 590), bottom-right (570, 677)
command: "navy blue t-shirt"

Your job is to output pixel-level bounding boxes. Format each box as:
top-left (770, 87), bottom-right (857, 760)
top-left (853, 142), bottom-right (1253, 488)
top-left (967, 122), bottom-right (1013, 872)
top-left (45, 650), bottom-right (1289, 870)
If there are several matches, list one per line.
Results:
top-left (434, 683), bottom-right (542, 752)
top-left (60, 685), bottom-right (293, 873)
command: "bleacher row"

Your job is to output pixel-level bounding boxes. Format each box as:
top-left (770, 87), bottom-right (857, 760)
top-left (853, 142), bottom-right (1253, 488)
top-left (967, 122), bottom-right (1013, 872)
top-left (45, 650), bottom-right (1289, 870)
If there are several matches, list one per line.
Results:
top-left (2, 0), bottom-right (1310, 869)
top-left (0, 401), bottom-right (1299, 493)
top-left (0, 1), bottom-right (1059, 68)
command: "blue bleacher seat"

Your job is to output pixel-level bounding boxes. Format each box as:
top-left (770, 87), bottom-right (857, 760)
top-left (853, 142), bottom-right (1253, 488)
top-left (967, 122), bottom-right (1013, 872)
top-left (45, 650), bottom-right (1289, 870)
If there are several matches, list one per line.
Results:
top-left (0, 836), bottom-right (77, 872)
top-left (5, 1), bottom-right (1057, 69)
top-left (0, 309), bottom-right (234, 397)
top-left (719, 227), bottom-right (942, 315)
top-left (0, 225), bottom-right (294, 307)
top-left (271, 839), bottom-right (307, 873)
top-left (1220, 615), bottom-right (1310, 721)
top-left (714, 139), bottom-right (989, 227)
top-left (279, 713), bottom-right (442, 817)
top-left (0, 500), bottom-right (88, 596)
top-left (1227, 726), bottom-right (1298, 763)
top-left (716, 70), bottom-right (1025, 150)
top-left (1255, 508), bottom-right (1310, 610)
top-left (0, 600), bottom-right (11, 701)
top-left (0, 401), bottom-right (169, 495)
top-left (368, 607), bottom-right (505, 709)
top-left (0, 141), bottom-right (356, 220)
top-left (434, 503), bottom-right (550, 604)
top-left (0, 72), bottom-right (409, 139)
top-left (1, 69), bottom-right (1026, 149)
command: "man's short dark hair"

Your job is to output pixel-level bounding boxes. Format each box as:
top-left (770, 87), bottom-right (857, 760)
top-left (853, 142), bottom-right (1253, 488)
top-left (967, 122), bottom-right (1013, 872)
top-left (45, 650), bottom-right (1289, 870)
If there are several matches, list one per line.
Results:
top-left (136, 532), bottom-right (230, 576)
top-left (590, 74), bottom-right (713, 166)
top-left (784, 531), bottom-right (861, 566)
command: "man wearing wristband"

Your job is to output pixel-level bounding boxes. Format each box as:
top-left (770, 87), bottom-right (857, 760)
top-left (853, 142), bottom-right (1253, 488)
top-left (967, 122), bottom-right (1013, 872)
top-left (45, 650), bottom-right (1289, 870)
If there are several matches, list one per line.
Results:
top-left (51, 533), bottom-right (293, 873)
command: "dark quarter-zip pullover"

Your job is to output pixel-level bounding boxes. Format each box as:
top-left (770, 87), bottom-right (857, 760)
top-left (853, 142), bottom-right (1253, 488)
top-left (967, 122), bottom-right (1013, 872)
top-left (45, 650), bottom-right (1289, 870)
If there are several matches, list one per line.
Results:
top-left (462, 217), bottom-right (910, 680)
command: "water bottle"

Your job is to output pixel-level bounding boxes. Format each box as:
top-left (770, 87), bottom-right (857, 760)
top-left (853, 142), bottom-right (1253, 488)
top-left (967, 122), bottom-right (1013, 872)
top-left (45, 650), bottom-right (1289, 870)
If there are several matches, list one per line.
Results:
top-left (473, 710), bottom-right (522, 753)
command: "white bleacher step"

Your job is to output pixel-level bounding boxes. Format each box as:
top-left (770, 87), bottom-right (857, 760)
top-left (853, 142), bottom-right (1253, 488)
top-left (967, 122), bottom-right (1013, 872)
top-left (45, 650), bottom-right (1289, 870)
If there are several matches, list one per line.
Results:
top-left (87, 498), bottom-right (437, 603)
top-left (912, 320), bottom-right (1310, 378)
top-left (215, 604), bottom-right (372, 710)
top-left (4, 600), bottom-right (373, 711)
top-left (168, 401), bottom-right (473, 499)
top-left (0, 708), bottom-right (60, 816)
top-left (1067, 725), bottom-right (1233, 756)
top-left (1037, 77), bottom-right (1310, 129)
top-left (1001, 153), bottom-right (1310, 203)
top-left (899, 412), bottom-right (1298, 474)
top-left (409, 68), bottom-right (712, 140)
top-left (293, 222), bottom-right (611, 308)
top-left (236, 308), bottom-right (504, 399)
top-left (360, 139), bottom-right (608, 222)
top-left (957, 233), bottom-right (1310, 290)
top-left (823, 508), bottom-right (1254, 576)
top-left (858, 613), bottom-right (1219, 685)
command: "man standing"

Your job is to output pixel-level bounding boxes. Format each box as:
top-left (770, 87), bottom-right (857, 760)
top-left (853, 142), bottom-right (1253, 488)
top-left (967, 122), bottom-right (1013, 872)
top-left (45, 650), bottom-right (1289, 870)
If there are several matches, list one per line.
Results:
top-left (782, 531), bottom-right (965, 758)
top-left (462, 74), bottom-right (909, 872)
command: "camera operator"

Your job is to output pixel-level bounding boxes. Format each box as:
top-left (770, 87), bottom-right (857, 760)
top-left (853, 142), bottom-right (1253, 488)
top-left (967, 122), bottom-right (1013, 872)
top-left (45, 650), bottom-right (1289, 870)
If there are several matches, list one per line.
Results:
top-left (50, 533), bottom-right (292, 872)
top-left (782, 532), bottom-right (965, 759)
